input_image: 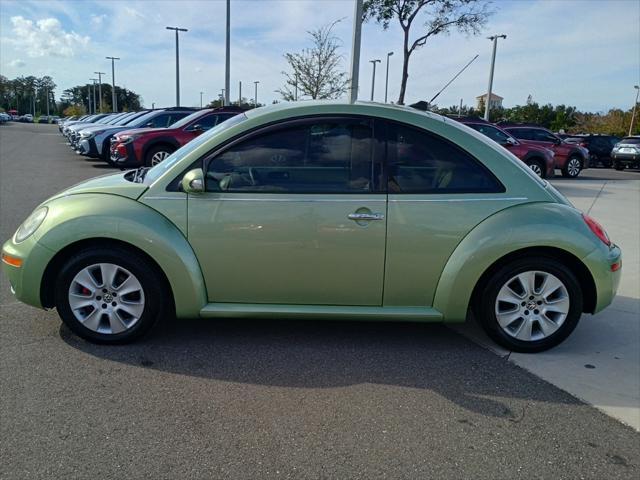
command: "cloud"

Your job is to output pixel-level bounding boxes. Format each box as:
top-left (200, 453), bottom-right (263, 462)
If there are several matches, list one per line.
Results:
top-left (8, 59), bottom-right (26, 68)
top-left (90, 14), bottom-right (107, 26)
top-left (9, 15), bottom-right (89, 58)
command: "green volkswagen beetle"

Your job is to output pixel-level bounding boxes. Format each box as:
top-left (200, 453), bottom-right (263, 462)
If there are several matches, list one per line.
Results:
top-left (1, 101), bottom-right (621, 352)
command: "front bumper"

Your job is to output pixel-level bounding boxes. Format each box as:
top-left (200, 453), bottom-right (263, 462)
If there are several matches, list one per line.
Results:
top-left (2, 237), bottom-right (56, 309)
top-left (78, 138), bottom-right (99, 157)
top-left (612, 152), bottom-right (640, 166)
top-left (110, 141), bottom-right (142, 168)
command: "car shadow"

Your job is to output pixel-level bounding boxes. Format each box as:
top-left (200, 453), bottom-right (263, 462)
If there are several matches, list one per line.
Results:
top-left (60, 316), bottom-right (581, 419)
top-left (91, 163), bottom-right (116, 169)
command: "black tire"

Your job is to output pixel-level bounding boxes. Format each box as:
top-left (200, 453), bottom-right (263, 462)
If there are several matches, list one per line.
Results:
top-left (614, 161), bottom-right (625, 171)
top-left (525, 158), bottom-right (546, 178)
top-left (601, 158), bottom-right (612, 169)
top-left (144, 145), bottom-right (175, 167)
top-left (54, 246), bottom-right (170, 344)
top-left (475, 257), bottom-right (583, 353)
top-left (561, 155), bottom-right (582, 178)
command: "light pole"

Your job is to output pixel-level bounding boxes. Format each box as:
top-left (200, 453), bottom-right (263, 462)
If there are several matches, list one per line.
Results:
top-left (225, 0), bottom-right (230, 106)
top-left (384, 51), bottom-right (393, 103)
top-left (45, 87), bottom-right (50, 117)
top-left (106, 56), bottom-right (120, 112)
top-left (254, 81), bottom-right (260, 107)
top-left (369, 59), bottom-right (381, 101)
top-left (200, 91), bottom-right (203, 108)
top-left (349, 0), bottom-right (363, 103)
top-left (90, 78), bottom-right (98, 115)
top-left (94, 71), bottom-right (105, 112)
top-left (166, 26), bottom-right (188, 107)
top-left (484, 34), bottom-right (506, 121)
top-left (87, 83), bottom-right (93, 114)
top-left (629, 85), bottom-right (640, 136)
top-left (238, 80), bottom-right (242, 104)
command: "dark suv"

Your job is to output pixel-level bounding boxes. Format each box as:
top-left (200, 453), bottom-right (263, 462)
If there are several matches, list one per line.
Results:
top-left (454, 117), bottom-right (555, 178)
top-left (500, 124), bottom-right (589, 178)
top-left (564, 135), bottom-right (620, 168)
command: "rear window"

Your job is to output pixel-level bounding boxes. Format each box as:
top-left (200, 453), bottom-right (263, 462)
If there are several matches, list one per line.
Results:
top-left (620, 137), bottom-right (640, 144)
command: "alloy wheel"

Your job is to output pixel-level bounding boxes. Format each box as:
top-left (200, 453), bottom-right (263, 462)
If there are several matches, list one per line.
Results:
top-left (567, 158), bottom-right (581, 177)
top-left (528, 163), bottom-right (543, 177)
top-left (494, 270), bottom-right (570, 342)
top-left (151, 151), bottom-right (170, 166)
top-left (67, 263), bottom-right (145, 335)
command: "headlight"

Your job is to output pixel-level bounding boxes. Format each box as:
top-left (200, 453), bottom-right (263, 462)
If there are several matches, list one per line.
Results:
top-left (119, 135), bottom-right (138, 144)
top-left (14, 207), bottom-right (48, 243)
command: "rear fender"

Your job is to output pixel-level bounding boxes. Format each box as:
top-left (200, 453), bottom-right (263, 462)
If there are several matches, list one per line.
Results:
top-left (433, 202), bottom-right (601, 321)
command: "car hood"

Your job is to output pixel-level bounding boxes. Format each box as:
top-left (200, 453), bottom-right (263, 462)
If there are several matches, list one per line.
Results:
top-left (48, 172), bottom-right (147, 203)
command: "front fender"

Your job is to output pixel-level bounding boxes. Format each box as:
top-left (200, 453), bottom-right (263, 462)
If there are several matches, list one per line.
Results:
top-left (36, 194), bottom-right (206, 317)
top-left (433, 202), bottom-right (602, 321)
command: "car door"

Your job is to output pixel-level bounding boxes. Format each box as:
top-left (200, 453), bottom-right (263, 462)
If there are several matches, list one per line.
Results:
top-left (187, 117), bottom-right (387, 306)
top-left (381, 120), bottom-right (513, 307)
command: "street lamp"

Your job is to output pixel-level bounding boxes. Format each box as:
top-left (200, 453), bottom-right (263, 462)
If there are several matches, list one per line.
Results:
top-left (166, 26), bottom-right (188, 107)
top-left (94, 71), bottom-right (105, 112)
top-left (369, 59), bottom-right (381, 101)
top-left (90, 78), bottom-right (98, 115)
top-left (200, 91), bottom-right (204, 108)
top-left (225, 0), bottom-right (230, 106)
top-left (349, 0), bottom-right (363, 103)
top-left (384, 51), bottom-right (393, 103)
top-left (105, 56), bottom-right (120, 112)
top-left (254, 81), bottom-right (260, 107)
top-left (483, 34), bottom-right (506, 121)
top-left (629, 85), bottom-right (640, 136)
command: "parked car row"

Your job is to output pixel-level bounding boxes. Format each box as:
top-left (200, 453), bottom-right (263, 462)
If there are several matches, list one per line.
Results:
top-left (58, 106), bottom-right (245, 168)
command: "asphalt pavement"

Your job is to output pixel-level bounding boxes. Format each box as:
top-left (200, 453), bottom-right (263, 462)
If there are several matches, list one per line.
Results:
top-left (1, 122), bottom-right (639, 479)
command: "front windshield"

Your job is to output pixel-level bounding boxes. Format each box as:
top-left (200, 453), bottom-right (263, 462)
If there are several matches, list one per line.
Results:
top-left (144, 113), bottom-right (248, 184)
top-left (121, 112), bottom-right (146, 125)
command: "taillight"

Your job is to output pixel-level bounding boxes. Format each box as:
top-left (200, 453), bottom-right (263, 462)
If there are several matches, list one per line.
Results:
top-left (582, 213), bottom-right (610, 246)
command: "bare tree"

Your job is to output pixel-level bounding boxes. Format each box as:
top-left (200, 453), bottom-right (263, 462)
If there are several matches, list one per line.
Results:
top-left (278, 20), bottom-right (349, 101)
top-left (364, 0), bottom-right (493, 104)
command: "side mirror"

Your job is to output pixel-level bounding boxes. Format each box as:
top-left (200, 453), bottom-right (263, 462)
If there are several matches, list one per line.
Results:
top-left (144, 122), bottom-right (154, 128)
top-left (189, 124), bottom-right (204, 132)
top-left (181, 168), bottom-right (205, 194)
top-left (505, 137), bottom-right (518, 146)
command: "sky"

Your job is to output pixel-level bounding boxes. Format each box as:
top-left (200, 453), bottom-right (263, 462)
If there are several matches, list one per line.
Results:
top-left (0, 0), bottom-right (639, 112)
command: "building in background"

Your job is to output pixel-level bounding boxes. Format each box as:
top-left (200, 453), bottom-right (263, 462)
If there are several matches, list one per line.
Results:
top-left (476, 92), bottom-right (504, 110)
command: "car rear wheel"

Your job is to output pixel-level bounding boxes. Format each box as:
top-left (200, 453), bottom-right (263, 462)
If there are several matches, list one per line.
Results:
top-left (145, 145), bottom-right (175, 167)
top-left (561, 156), bottom-right (582, 178)
top-left (54, 247), bottom-right (169, 344)
top-left (476, 257), bottom-right (583, 353)
top-left (526, 159), bottom-right (545, 178)
top-left (614, 161), bottom-right (625, 171)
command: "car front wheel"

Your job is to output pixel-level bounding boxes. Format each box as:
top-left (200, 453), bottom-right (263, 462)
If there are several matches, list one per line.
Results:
top-left (526, 159), bottom-right (545, 178)
top-left (476, 257), bottom-right (583, 353)
top-left (145, 145), bottom-right (175, 167)
top-left (54, 247), bottom-right (169, 344)
top-left (561, 156), bottom-right (582, 178)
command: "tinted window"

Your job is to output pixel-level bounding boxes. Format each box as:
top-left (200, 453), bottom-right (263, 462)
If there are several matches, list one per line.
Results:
top-left (621, 137), bottom-right (640, 144)
top-left (193, 113), bottom-right (219, 130)
top-left (532, 129), bottom-right (559, 142)
top-left (146, 113), bottom-right (173, 128)
top-left (386, 122), bottom-right (503, 194)
top-left (206, 119), bottom-right (373, 193)
top-left (468, 124), bottom-right (513, 144)
top-left (508, 128), bottom-right (533, 140)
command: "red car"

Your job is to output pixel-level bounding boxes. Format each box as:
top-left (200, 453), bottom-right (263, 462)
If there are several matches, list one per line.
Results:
top-left (500, 124), bottom-right (589, 178)
top-left (455, 118), bottom-right (555, 178)
top-left (110, 107), bottom-right (242, 167)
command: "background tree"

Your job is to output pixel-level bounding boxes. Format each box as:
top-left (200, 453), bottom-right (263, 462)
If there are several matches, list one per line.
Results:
top-left (363, 0), bottom-right (492, 104)
top-left (278, 20), bottom-right (349, 101)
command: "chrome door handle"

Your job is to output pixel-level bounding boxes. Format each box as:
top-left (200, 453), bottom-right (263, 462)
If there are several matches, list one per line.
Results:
top-left (348, 212), bottom-right (385, 221)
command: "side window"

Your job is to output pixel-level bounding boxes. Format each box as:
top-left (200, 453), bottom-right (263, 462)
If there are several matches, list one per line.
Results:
top-left (386, 122), bottom-right (503, 194)
top-left (533, 129), bottom-right (558, 142)
top-left (167, 113), bottom-right (190, 127)
top-left (215, 114), bottom-right (236, 125)
top-left (508, 128), bottom-right (531, 140)
top-left (206, 119), bottom-right (373, 193)
top-left (470, 124), bottom-right (511, 144)
top-left (193, 114), bottom-right (218, 131)
top-left (147, 113), bottom-right (171, 128)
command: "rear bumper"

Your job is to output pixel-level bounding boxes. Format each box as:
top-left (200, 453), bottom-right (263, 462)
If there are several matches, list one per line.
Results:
top-left (583, 243), bottom-right (622, 314)
top-left (612, 152), bottom-right (640, 165)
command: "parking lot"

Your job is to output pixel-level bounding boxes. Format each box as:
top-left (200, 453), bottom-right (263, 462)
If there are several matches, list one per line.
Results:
top-left (1, 122), bottom-right (639, 479)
